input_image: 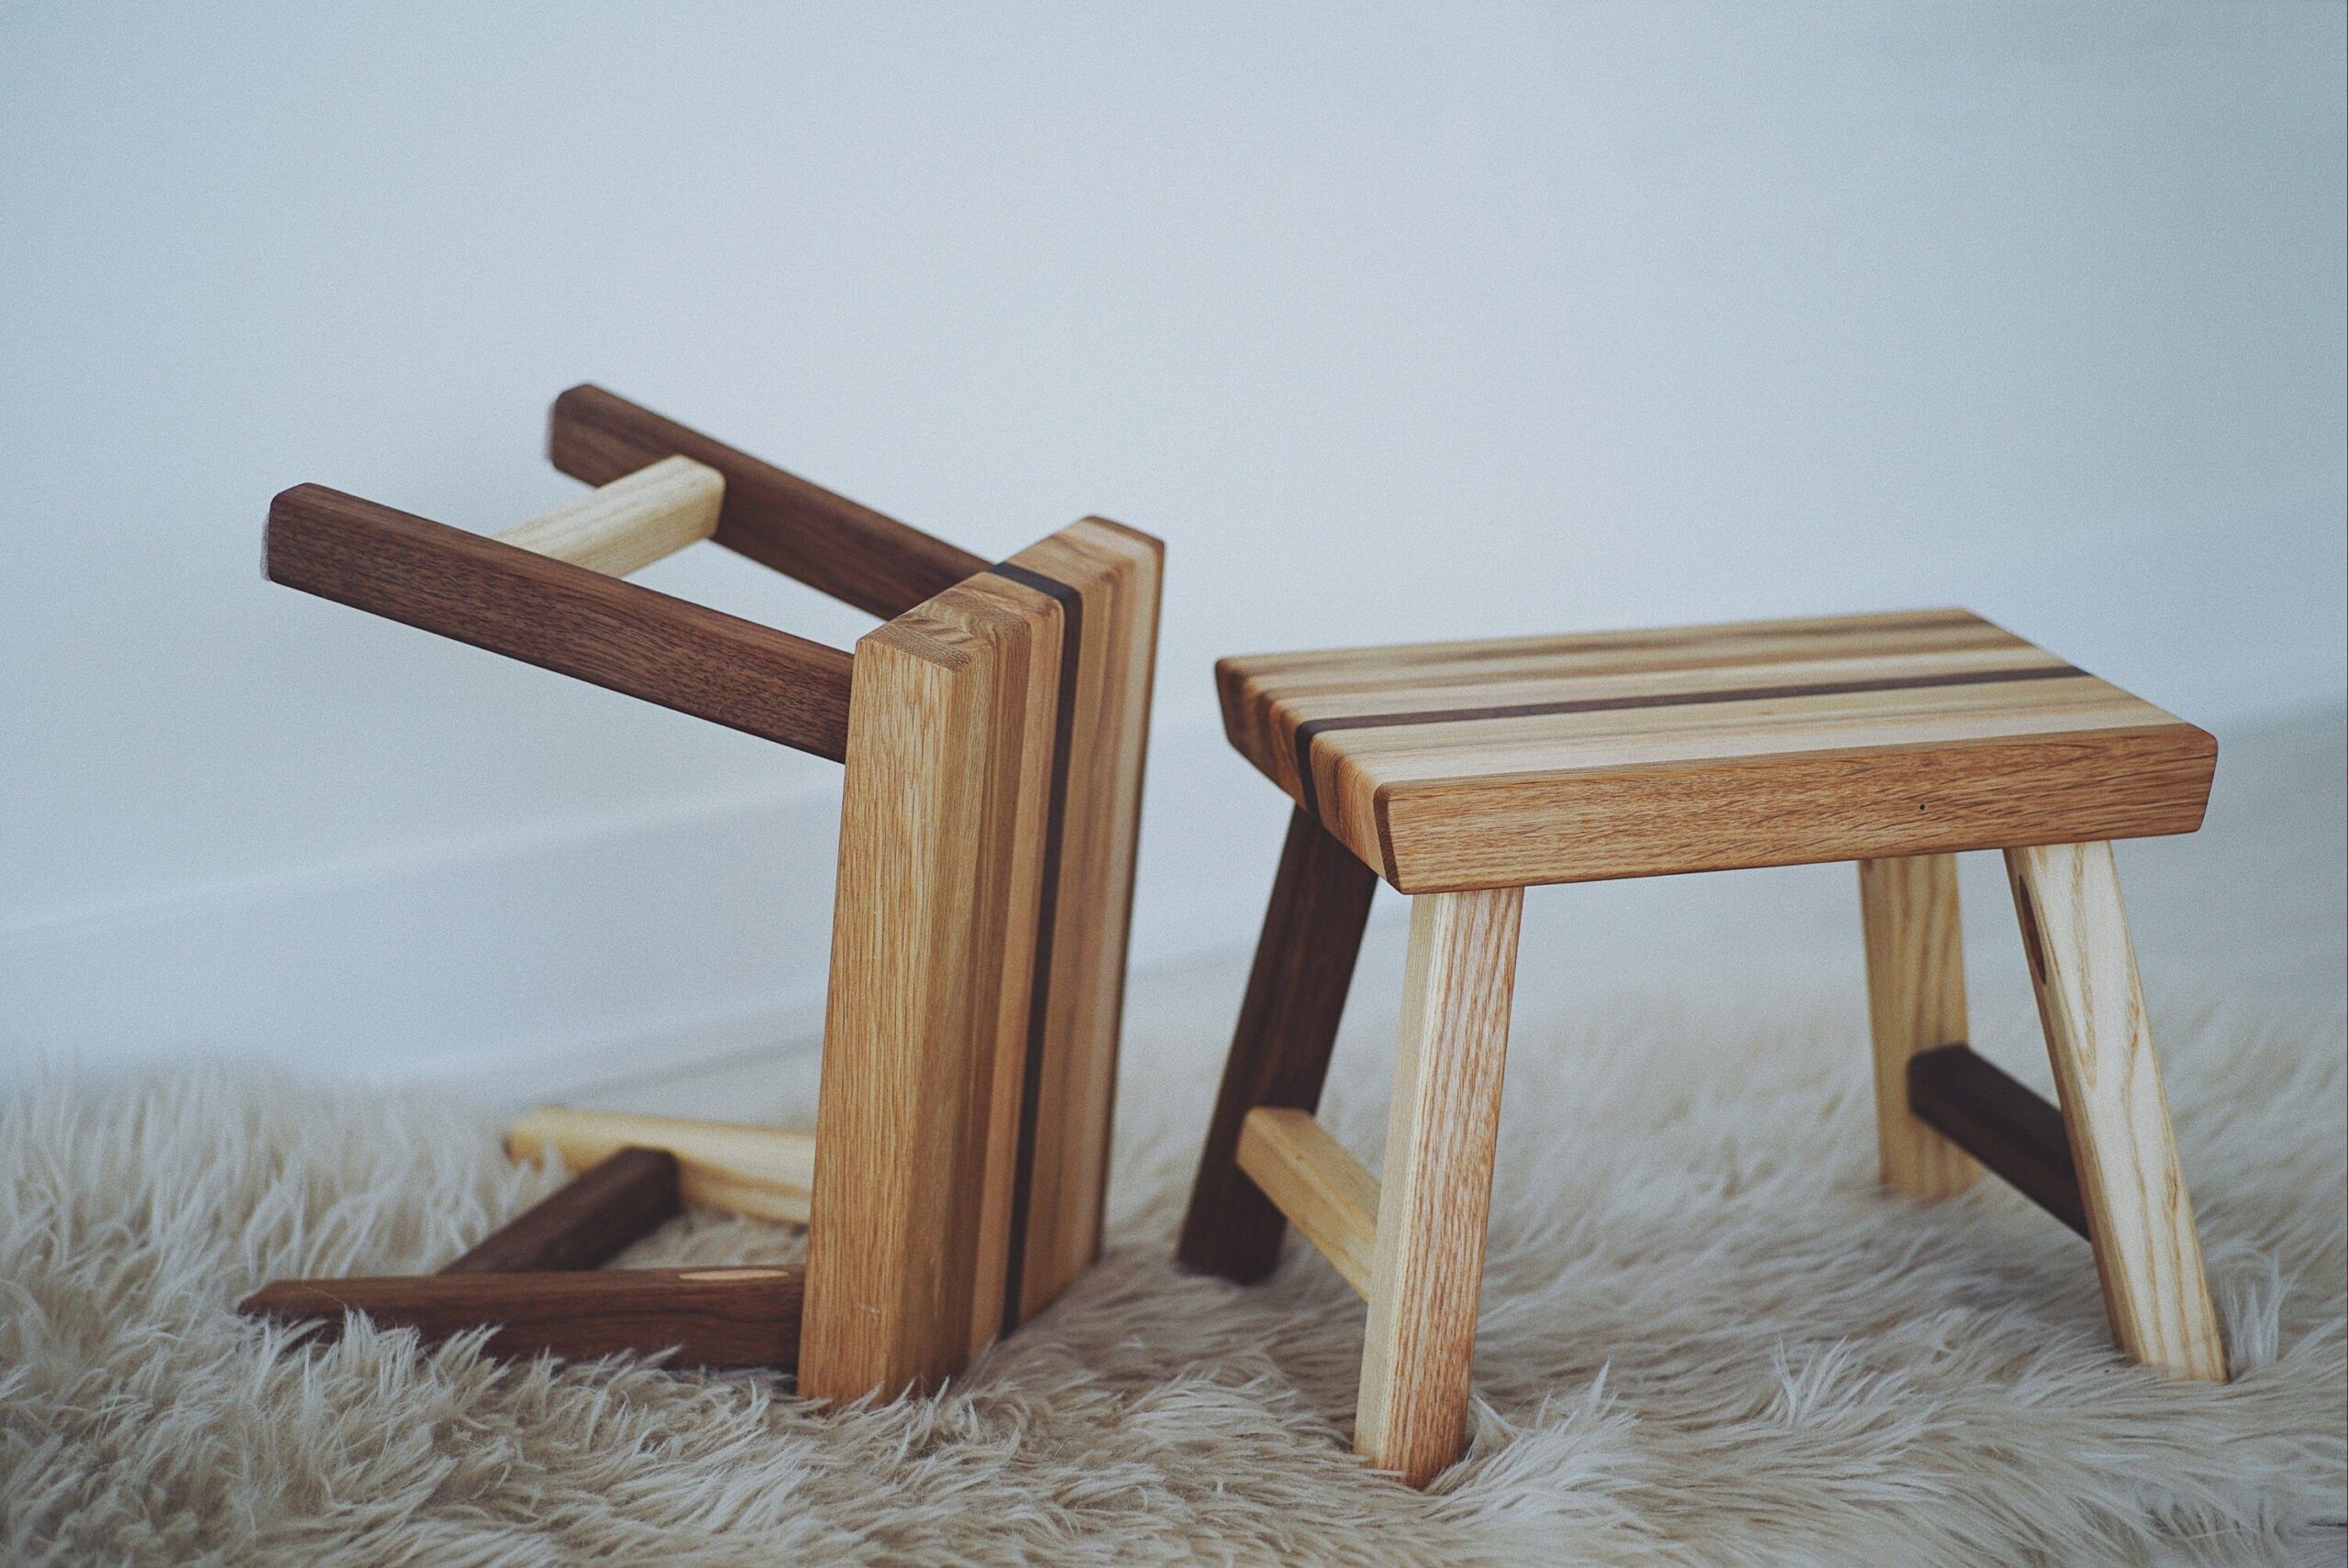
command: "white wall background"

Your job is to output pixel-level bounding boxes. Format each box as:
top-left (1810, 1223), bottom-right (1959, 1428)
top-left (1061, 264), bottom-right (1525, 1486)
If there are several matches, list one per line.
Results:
top-left (4, 5), bottom-right (2342, 1091)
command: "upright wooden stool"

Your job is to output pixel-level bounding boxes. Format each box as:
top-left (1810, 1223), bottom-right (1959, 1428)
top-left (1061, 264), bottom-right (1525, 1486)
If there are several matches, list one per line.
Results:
top-left (249, 387), bottom-right (1161, 1400)
top-left (1179, 610), bottom-right (2227, 1486)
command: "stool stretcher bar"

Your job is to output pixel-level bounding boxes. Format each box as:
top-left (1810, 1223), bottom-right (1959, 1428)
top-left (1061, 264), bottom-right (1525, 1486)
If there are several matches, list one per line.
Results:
top-left (508, 1107), bottom-right (816, 1226)
top-left (1237, 1044), bottom-right (2098, 1307)
top-left (1235, 1108), bottom-right (1378, 1297)
top-left (1241, 1043), bottom-right (2099, 1303)
top-left (549, 383), bottom-right (985, 619)
top-left (1906, 1043), bottom-right (2088, 1238)
top-left (447, 1146), bottom-right (685, 1274)
top-left (493, 453), bottom-right (723, 578)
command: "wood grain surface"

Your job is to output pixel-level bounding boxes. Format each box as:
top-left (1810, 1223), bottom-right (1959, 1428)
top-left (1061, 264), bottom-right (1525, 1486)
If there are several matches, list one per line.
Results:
top-left (238, 1267), bottom-right (803, 1370)
top-left (1216, 611), bottom-right (2217, 889)
top-left (1906, 1044), bottom-right (2087, 1237)
top-left (801, 569), bottom-right (1062, 1399)
top-left (548, 384), bottom-right (986, 619)
top-left (1235, 1108), bottom-right (1379, 1297)
top-left (2006, 840), bottom-right (2227, 1381)
top-left (989, 521), bottom-right (1164, 1325)
top-left (445, 1147), bottom-right (682, 1274)
top-left (1177, 808), bottom-right (1379, 1284)
top-left (506, 1107), bottom-right (815, 1224)
top-left (266, 483), bottom-right (855, 759)
top-left (799, 518), bottom-right (1160, 1401)
top-left (1857, 854), bottom-right (1982, 1198)
top-left (1357, 888), bottom-right (1523, 1487)
top-left (493, 454), bottom-right (723, 578)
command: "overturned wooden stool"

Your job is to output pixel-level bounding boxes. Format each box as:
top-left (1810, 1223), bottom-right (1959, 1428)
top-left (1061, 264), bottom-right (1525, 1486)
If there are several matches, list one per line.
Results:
top-left (1179, 610), bottom-right (2226, 1486)
top-left (245, 387), bottom-right (1161, 1399)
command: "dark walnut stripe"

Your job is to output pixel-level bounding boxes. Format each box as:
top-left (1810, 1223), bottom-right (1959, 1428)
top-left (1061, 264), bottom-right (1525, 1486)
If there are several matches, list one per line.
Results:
top-left (1287, 662), bottom-right (2089, 817)
top-left (985, 559), bottom-right (1082, 1330)
top-left (1908, 1043), bottom-right (2088, 1238)
top-left (1239, 609), bottom-right (1993, 679)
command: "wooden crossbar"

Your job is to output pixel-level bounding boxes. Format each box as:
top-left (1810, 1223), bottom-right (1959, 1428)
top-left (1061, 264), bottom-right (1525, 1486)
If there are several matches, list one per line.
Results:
top-left (549, 384), bottom-right (987, 619)
top-left (493, 454), bottom-right (722, 578)
top-left (1236, 1108), bottom-right (1379, 1296)
top-left (1907, 1043), bottom-right (2088, 1237)
top-left (507, 1108), bottom-right (816, 1225)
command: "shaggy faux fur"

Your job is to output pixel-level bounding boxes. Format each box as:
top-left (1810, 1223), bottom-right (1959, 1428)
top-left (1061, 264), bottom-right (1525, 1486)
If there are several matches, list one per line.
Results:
top-left (8, 710), bottom-right (2345, 1563)
top-left (3, 975), bottom-right (2341, 1565)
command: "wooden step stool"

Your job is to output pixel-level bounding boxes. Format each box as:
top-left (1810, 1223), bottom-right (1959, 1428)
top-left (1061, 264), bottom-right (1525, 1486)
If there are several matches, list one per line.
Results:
top-left (1178, 610), bottom-right (2227, 1486)
top-left (244, 386), bottom-right (1162, 1400)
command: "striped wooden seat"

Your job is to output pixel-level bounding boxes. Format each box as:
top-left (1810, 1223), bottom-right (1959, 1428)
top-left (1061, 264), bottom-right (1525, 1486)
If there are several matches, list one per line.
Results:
top-left (1215, 610), bottom-right (2215, 891)
top-left (1184, 607), bottom-right (2229, 1488)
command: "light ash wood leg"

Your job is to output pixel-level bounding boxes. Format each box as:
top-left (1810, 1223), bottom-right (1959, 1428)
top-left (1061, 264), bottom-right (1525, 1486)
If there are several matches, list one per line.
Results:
top-left (1357, 886), bottom-right (1523, 1486)
top-left (2005, 841), bottom-right (2227, 1382)
top-left (1857, 855), bottom-right (1982, 1199)
top-left (802, 594), bottom-right (1061, 1401)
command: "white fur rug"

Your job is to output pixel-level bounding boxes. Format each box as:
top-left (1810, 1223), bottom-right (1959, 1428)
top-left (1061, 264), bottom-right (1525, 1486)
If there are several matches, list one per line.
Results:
top-left (3, 980), bottom-right (2342, 1565)
top-left (5, 710), bottom-right (2343, 1563)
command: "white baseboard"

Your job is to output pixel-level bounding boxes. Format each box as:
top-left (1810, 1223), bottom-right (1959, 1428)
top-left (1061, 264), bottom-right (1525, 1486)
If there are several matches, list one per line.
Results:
top-left (0, 723), bottom-right (1282, 1101)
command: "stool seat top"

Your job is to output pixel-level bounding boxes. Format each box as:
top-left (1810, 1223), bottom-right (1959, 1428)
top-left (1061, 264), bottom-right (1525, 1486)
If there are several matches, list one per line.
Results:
top-left (1216, 609), bottom-right (2214, 892)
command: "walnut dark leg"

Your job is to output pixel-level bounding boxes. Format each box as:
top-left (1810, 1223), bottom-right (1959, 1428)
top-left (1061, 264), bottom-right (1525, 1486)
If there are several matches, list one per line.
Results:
top-left (239, 1267), bottom-right (803, 1370)
top-left (1178, 807), bottom-right (1379, 1284)
top-left (235, 1146), bottom-right (770, 1368)
top-left (444, 1146), bottom-right (681, 1274)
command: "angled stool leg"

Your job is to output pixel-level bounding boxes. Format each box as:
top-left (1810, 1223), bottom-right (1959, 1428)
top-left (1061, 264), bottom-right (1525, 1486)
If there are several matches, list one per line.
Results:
top-left (1857, 854), bottom-right (1982, 1198)
top-left (1357, 887), bottom-right (1523, 1486)
top-left (2006, 841), bottom-right (2227, 1381)
top-left (1180, 808), bottom-right (1379, 1283)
